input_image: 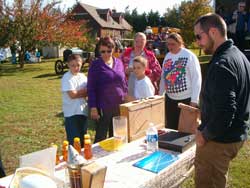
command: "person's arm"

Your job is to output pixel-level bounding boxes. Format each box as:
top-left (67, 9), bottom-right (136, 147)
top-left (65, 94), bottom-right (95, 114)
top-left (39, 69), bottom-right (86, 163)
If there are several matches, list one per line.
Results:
top-left (189, 53), bottom-right (202, 106)
top-left (87, 63), bottom-right (98, 112)
top-left (67, 88), bottom-right (87, 99)
top-left (148, 53), bottom-right (162, 83)
top-left (199, 63), bottom-right (237, 140)
top-left (120, 49), bottom-right (131, 76)
top-left (159, 56), bottom-right (167, 95)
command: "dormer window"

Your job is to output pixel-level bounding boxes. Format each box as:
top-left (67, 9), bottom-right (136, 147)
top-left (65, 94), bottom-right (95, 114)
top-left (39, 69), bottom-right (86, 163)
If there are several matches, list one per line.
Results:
top-left (107, 11), bottom-right (111, 22)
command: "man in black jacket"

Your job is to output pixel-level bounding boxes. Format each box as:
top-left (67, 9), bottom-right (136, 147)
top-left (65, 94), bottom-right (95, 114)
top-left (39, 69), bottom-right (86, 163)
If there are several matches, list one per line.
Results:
top-left (194, 13), bottom-right (250, 188)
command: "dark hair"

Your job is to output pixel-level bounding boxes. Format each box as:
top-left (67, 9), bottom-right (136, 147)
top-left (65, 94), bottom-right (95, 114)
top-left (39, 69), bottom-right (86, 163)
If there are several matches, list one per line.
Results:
top-left (194, 13), bottom-right (227, 37)
top-left (98, 37), bottom-right (115, 49)
top-left (167, 33), bottom-right (184, 46)
top-left (67, 54), bottom-right (83, 63)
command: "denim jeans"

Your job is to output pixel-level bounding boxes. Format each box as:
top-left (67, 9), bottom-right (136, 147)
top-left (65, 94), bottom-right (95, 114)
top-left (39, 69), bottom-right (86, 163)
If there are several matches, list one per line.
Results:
top-left (65, 115), bottom-right (87, 147)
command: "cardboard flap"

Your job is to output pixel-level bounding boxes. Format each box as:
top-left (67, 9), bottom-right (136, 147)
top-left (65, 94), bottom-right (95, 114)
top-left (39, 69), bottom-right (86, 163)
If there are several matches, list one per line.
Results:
top-left (178, 103), bottom-right (200, 134)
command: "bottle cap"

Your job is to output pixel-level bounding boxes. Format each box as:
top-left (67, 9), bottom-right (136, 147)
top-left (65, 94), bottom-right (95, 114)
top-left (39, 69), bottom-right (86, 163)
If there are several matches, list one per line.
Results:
top-left (149, 122), bottom-right (154, 127)
top-left (84, 139), bottom-right (91, 145)
top-left (74, 137), bottom-right (80, 142)
top-left (63, 140), bottom-right (69, 146)
top-left (84, 134), bottom-right (90, 139)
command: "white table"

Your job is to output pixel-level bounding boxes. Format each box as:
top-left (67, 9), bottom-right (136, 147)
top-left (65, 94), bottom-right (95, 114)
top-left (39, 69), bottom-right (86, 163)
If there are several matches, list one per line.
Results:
top-left (0, 138), bottom-right (196, 188)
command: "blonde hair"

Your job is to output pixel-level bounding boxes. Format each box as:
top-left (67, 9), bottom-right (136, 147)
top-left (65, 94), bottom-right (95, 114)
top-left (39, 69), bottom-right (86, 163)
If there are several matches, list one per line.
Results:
top-left (134, 32), bottom-right (147, 40)
top-left (133, 56), bottom-right (148, 67)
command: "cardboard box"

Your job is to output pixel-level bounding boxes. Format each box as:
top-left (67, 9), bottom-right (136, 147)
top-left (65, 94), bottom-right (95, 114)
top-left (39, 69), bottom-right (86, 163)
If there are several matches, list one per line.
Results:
top-left (178, 103), bottom-right (200, 134)
top-left (120, 96), bottom-right (165, 142)
top-left (81, 162), bottom-right (107, 188)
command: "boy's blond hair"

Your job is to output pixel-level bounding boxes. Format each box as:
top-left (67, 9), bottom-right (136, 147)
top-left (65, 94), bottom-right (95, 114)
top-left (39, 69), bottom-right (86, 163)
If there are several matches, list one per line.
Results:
top-left (133, 56), bottom-right (148, 67)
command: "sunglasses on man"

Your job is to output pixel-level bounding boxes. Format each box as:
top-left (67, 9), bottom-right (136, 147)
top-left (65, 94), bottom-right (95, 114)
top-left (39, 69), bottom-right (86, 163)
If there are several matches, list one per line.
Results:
top-left (100, 50), bottom-right (112, 54)
top-left (195, 31), bottom-right (206, 41)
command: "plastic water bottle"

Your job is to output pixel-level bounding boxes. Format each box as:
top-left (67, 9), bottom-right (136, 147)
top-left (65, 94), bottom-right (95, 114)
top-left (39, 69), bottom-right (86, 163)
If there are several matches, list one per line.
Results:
top-left (146, 123), bottom-right (158, 152)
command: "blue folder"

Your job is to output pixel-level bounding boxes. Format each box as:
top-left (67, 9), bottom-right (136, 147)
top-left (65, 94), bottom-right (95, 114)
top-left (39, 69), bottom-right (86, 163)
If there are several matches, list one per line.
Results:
top-left (133, 150), bottom-right (179, 173)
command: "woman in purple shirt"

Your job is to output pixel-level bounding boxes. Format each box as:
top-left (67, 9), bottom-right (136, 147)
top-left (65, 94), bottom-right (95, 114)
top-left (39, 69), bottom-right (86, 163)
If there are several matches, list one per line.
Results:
top-left (87, 37), bottom-right (127, 143)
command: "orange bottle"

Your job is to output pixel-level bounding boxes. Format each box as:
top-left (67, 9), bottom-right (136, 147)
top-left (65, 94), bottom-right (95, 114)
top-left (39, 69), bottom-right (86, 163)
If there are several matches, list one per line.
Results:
top-left (51, 144), bottom-right (60, 165)
top-left (84, 138), bottom-right (92, 160)
top-left (62, 140), bottom-right (69, 161)
top-left (73, 137), bottom-right (81, 154)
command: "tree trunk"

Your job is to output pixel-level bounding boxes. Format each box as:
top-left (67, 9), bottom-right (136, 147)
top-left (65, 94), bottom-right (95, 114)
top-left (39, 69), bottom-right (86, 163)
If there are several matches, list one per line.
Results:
top-left (19, 50), bottom-right (25, 68)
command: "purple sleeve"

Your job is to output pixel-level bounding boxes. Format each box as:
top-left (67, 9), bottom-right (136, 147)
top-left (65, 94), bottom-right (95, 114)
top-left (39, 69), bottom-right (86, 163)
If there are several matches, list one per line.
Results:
top-left (117, 58), bottom-right (128, 95)
top-left (87, 61), bottom-right (97, 108)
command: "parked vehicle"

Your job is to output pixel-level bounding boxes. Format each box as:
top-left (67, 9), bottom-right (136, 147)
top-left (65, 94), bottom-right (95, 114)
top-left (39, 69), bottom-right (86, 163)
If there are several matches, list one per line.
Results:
top-left (54, 48), bottom-right (94, 74)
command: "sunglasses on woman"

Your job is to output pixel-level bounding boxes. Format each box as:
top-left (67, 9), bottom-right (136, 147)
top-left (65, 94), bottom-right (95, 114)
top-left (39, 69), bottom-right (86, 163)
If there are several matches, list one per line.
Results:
top-left (100, 50), bottom-right (112, 54)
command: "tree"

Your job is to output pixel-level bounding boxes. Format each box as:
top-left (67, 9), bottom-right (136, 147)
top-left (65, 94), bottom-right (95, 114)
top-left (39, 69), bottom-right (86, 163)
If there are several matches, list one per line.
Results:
top-left (179, 0), bottom-right (212, 45)
top-left (147, 10), bottom-right (161, 27)
top-left (0, 0), bottom-right (88, 68)
top-left (164, 6), bottom-right (181, 28)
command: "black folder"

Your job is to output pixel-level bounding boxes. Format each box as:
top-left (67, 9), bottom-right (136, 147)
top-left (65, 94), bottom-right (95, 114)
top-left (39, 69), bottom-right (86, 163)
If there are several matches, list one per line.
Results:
top-left (158, 131), bottom-right (195, 153)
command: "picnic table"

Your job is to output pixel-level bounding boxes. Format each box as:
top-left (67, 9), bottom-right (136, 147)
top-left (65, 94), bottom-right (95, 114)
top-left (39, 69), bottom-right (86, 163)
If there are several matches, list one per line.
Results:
top-left (0, 135), bottom-right (195, 188)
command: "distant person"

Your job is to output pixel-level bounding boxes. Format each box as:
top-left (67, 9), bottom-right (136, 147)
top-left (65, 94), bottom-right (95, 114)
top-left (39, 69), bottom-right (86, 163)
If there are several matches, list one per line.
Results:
top-left (132, 56), bottom-right (155, 100)
top-left (232, 2), bottom-right (248, 51)
top-left (194, 13), bottom-right (250, 188)
top-left (24, 51), bottom-right (31, 62)
top-left (87, 37), bottom-right (127, 143)
top-left (35, 49), bottom-right (41, 63)
top-left (10, 44), bottom-right (17, 64)
top-left (121, 32), bottom-right (162, 96)
top-left (61, 54), bottom-right (88, 146)
top-left (159, 33), bottom-right (202, 130)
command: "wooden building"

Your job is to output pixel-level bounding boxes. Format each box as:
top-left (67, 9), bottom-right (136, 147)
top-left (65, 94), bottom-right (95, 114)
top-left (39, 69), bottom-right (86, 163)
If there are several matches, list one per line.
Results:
top-left (72, 3), bottom-right (132, 38)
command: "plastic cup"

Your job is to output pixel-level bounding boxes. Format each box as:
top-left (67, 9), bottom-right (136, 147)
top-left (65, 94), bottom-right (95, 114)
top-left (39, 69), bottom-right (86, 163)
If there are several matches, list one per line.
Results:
top-left (67, 164), bottom-right (82, 188)
top-left (112, 116), bottom-right (128, 145)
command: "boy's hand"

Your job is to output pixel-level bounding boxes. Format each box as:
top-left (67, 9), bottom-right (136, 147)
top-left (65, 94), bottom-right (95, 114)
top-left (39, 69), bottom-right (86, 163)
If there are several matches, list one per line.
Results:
top-left (125, 67), bottom-right (133, 75)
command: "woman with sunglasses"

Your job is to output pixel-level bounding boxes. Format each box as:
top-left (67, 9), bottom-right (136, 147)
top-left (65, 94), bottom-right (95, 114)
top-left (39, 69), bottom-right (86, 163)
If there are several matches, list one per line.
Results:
top-left (159, 33), bottom-right (202, 130)
top-left (87, 37), bottom-right (127, 143)
top-left (121, 32), bottom-right (162, 96)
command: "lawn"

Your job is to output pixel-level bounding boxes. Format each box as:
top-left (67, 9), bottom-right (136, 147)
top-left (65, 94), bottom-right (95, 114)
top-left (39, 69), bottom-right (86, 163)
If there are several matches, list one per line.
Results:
top-left (0, 59), bottom-right (250, 188)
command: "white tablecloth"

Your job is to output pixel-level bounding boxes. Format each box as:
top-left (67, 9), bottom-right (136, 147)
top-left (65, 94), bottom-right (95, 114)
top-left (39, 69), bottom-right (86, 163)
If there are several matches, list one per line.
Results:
top-left (0, 138), bottom-right (196, 188)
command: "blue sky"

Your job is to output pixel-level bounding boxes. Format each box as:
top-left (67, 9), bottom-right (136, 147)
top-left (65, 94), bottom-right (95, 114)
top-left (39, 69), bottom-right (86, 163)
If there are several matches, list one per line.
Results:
top-left (59, 0), bottom-right (183, 15)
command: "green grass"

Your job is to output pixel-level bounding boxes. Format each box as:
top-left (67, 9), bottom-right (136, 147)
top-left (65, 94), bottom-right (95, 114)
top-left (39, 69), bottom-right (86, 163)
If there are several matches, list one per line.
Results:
top-left (0, 60), bottom-right (94, 175)
top-left (0, 60), bottom-right (250, 188)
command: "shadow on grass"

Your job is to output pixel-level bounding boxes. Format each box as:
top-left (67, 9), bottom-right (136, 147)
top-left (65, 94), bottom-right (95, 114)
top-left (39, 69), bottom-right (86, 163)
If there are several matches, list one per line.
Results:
top-left (33, 73), bottom-right (63, 79)
top-left (0, 64), bottom-right (42, 76)
top-left (56, 112), bottom-right (64, 118)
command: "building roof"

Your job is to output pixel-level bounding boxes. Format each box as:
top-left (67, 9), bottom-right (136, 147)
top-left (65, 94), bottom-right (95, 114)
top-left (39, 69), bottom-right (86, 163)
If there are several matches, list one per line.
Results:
top-left (78, 3), bottom-right (122, 30)
top-left (74, 3), bottom-right (132, 31)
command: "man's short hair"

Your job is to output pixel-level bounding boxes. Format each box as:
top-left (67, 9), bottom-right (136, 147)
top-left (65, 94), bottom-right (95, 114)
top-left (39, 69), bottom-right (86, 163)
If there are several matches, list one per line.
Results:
top-left (194, 13), bottom-right (227, 37)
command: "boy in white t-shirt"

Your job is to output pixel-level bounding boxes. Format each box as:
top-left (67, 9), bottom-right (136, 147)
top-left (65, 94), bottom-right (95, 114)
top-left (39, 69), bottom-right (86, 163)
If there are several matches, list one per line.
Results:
top-left (133, 56), bottom-right (155, 99)
top-left (61, 54), bottom-right (88, 146)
